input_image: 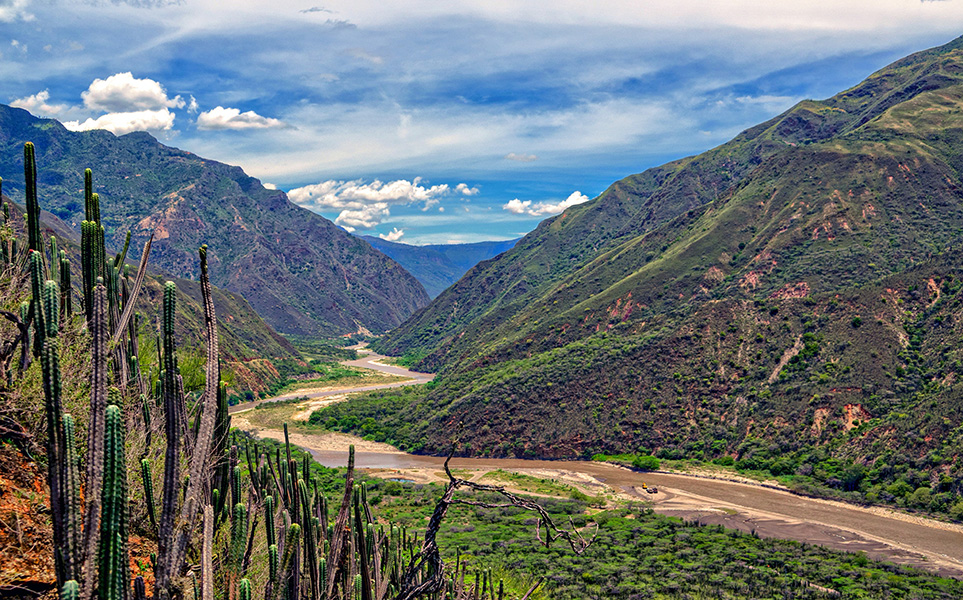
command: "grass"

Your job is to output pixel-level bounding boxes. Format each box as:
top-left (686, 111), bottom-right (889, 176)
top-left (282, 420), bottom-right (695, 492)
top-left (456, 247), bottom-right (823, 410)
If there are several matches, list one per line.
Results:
top-left (478, 469), bottom-right (583, 497)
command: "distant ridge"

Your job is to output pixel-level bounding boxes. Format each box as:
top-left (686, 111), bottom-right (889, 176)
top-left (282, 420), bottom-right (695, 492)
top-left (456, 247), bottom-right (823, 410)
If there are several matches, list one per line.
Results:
top-left (0, 105), bottom-right (430, 337)
top-left (361, 236), bottom-right (519, 298)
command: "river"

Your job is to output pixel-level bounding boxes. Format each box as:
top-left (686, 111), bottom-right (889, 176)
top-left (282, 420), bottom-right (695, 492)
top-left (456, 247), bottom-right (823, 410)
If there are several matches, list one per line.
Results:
top-left (233, 349), bottom-right (963, 578)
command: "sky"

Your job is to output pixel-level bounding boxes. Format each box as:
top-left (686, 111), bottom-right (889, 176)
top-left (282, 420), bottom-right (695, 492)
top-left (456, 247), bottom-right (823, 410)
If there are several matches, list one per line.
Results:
top-left (2, 2), bottom-right (963, 244)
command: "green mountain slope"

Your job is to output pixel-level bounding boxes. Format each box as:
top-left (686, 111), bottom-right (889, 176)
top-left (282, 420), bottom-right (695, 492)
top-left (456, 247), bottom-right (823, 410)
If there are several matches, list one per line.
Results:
top-left (360, 236), bottom-right (518, 297)
top-left (376, 34), bottom-right (963, 368)
top-left (0, 108), bottom-right (430, 336)
top-left (352, 36), bottom-right (963, 512)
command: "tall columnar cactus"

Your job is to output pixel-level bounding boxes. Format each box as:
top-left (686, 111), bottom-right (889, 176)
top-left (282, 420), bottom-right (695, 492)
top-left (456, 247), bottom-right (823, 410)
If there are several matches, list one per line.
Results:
top-left (60, 251), bottom-right (71, 317)
top-left (278, 524), bottom-right (301, 600)
top-left (30, 250), bottom-right (46, 357)
top-left (98, 405), bottom-right (129, 600)
top-left (265, 495), bottom-right (277, 548)
top-left (157, 282), bottom-right (180, 590)
top-left (37, 269), bottom-right (67, 585)
top-left (80, 283), bottom-right (108, 600)
top-left (62, 414), bottom-right (82, 583)
top-left (84, 168), bottom-right (93, 222)
top-left (49, 236), bottom-right (59, 283)
top-left (23, 142), bottom-right (41, 253)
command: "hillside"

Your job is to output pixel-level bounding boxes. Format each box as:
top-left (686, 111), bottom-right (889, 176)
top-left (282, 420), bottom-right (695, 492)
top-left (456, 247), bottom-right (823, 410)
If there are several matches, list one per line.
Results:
top-left (360, 236), bottom-right (518, 297)
top-left (351, 35), bottom-right (963, 511)
top-left (0, 106), bottom-right (430, 336)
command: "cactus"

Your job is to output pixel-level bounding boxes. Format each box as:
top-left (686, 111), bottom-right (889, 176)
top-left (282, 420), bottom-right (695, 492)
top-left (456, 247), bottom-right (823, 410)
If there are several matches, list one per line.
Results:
top-left (140, 459), bottom-right (157, 530)
top-left (61, 580), bottom-right (79, 600)
top-left (29, 250), bottom-right (46, 357)
top-left (156, 283), bottom-right (180, 591)
top-left (62, 414), bottom-right (82, 582)
top-left (37, 271), bottom-right (67, 586)
top-left (278, 524), bottom-right (301, 600)
top-left (201, 505), bottom-right (214, 600)
top-left (238, 579), bottom-right (251, 600)
top-left (23, 142), bottom-right (41, 253)
top-left (300, 479), bottom-right (320, 600)
top-left (132, 578), bottom-right (145, 600)
top-left (98, 405), bottom-right (129, 600)
top-left (80, 282), bottom-right (108, 600)
top-left (231, 503), bottom-right (248, 575)
top-left (49, 236), bottom-right (58, 283)
top-left (265, 495), bottom-right (277, 548)
top-left (60, 253), bottom-right (71, 317)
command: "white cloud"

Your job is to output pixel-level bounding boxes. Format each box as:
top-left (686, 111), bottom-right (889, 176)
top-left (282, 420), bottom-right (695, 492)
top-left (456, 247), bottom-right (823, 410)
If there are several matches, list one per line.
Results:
top-left (335, 203), bottom-right (389, 231)
top-left (503, 191), bottom-right (591, 217)
top-left (82, 72), bottom-right (184, 112)
top-left (262, 182), bottom-right (277, 190)
top-left (287, 177), bottom-right (476, 229)
top-left (187, 95), bottom-right (199, 114)
top-left (11, 39), bottom-right (26, 53)
top-left (505, 153), bottom-right (537, 162)
top-left (196, 106), bottom-right (284, 130)
top-left (455, 183), bottom-right (479, 196)
top-left (379, 227), bottom-right (404, 241)
top-left (63, 108), bottom-right (176, 135)
top-left (10, 90), bottom-right (70, 119)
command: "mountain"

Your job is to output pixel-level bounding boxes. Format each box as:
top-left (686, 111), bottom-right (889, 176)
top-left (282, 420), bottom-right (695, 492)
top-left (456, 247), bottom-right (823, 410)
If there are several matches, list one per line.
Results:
top-left (360, 236), bottom-right (519, 297)
top-left (352, 36), bottom-right (963, 508)
top-left (0, 106), bottom-right (430, 337)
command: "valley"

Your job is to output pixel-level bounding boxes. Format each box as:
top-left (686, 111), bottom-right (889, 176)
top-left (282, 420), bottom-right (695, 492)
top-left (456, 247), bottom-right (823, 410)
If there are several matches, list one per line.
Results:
top-left (231, 351), bottom-right (963, 580)
top-left (6, 26), bottom-right (963, 600)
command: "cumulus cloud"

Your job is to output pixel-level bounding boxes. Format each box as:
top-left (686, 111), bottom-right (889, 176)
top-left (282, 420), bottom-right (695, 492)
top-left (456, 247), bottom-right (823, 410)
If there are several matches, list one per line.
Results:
top-left (335, 204), bottom-right (390, 232)
top-left (505, 153), bottom-right (538, 162)
top-left (503, 191), bottom-right (591, 217)
top-left (288, 177), bottom-right (475, 230)
top-left (455, 183), bottom-right (479, 196)
top-left (82, 72), bottom-right (184, 112)
top-left (379, 227), bottom-right (404, 242)
top-left (10, 90), bottom-right (70, 118)
top-left (196, 106), bottom-right (284, 130)
top-left (63, 109), bottom-right (176, 135)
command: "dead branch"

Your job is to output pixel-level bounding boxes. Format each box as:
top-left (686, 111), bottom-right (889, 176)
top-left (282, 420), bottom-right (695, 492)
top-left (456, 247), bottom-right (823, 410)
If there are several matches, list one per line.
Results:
top-left (392, 444), bottom-right (597, 600)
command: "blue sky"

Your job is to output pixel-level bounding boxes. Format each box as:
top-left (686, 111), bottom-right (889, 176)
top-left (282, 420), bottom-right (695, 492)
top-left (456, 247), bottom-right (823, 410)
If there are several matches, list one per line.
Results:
top-left (3, 1), bottom-right (963, 244)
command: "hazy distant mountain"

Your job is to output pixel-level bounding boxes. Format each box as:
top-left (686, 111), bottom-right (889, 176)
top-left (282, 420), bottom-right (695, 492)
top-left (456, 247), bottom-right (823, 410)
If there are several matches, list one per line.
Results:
top-left (361, 236), bottom-right (519, 297)
top-left (0, 105), bottom-right (430, 337)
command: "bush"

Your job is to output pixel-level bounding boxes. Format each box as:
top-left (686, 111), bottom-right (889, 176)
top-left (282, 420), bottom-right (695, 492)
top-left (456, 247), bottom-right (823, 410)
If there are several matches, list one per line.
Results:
top-left (632, 455), bottom-right (660, 471)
